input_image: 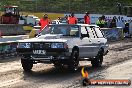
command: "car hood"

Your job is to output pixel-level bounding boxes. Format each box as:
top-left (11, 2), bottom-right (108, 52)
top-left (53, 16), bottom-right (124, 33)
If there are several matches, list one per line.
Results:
top-left (17, 34), bottom-right (78, 43)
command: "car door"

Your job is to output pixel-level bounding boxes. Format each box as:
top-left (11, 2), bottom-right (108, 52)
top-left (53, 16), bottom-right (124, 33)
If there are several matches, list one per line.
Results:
top-left (86, 27), bottom-right (100, 56)
top-left (94, 27), bottom-right (108, 52)
top-left (79, 26), bottom-right (95, 58)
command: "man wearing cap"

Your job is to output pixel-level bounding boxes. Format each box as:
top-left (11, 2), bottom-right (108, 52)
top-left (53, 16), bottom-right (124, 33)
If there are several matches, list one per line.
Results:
top-left (68, 13), bottom-right (78, 24)
top-left (84, 12), bottom-right (90, 24)
top-left (39, 14), bottom-right (50, 31)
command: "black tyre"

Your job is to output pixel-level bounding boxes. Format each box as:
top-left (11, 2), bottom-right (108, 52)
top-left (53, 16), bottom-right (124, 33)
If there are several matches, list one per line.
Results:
top-left (21, 58), bottom-right (33, 72)
top-left (91, 50), bottom-right (103, 67)
top-left (68, 50), bottom-right (79, 72)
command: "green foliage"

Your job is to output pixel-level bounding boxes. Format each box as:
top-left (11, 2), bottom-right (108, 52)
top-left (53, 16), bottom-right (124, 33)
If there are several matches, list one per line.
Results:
top-left (0, 0), bottom-right (132, 14)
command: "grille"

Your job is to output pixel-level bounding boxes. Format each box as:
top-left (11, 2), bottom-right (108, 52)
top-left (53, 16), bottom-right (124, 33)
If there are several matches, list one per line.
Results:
top-left (32, 43), bottom-right (51, 49)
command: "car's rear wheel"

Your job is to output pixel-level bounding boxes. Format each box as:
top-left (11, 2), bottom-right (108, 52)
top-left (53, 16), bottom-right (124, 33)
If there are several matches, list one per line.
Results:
top-left (68, 50), bottom-right (79, 72)
top-left (91, 50), bottom-right (103, 67)
top-left (21, 58), bottom-right (33, 72)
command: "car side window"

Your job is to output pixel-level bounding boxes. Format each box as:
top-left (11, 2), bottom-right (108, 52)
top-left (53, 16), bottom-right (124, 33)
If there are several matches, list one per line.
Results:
top-left (81, 26), bottom-right (89, 38)
top-left (86, 27), bottom-right (97, 38)
top-left (70, 26), bottom-right (79, 37)
top-left (94, 27), bottom-right (104, 38)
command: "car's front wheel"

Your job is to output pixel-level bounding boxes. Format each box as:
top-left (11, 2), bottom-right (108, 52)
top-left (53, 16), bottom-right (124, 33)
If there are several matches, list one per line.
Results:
top-left (68, 50), bottom-right (79, 72)
top-left (21, 58), bottom-right (33, 72)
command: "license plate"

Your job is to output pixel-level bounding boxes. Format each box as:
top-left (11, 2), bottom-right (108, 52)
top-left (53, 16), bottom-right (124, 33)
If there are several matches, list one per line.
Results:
top-left (33, 50), bottom-right (46, 55)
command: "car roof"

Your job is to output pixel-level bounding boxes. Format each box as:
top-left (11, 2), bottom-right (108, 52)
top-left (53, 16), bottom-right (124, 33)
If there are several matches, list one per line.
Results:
top-left (48, 24), bottom-right (99, 28)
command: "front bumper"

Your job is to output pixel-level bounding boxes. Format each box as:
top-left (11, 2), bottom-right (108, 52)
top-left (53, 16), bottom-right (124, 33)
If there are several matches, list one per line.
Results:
top-left (17, 48), bottom-right (71, 62)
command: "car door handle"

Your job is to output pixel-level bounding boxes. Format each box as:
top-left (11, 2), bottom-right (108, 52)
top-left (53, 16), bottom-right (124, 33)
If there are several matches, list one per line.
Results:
top-left (89, 40), bottom-right (92, 42)
top-left (98, 40), bottom-right (100, 42)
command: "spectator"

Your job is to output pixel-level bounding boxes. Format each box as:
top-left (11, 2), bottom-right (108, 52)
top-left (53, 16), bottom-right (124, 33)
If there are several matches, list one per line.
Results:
top-left (101, 15), bottom-right (107, 27)
top-left (123, 22), bottom-right (129, 34)
top-left (39, 14), bottom-right (50, 31)
top-left (65, 15), bottom-right (68, 20)
top-left (64, 15), bottom-right (68, 23)
top-left (57, 17), bottom-right (61, 20)
top-left (67, 15), bottom-right (71, 22)
top-left (96, 17), bottom-right (105, 28)
top-left (84, 12), bottom-right (90, 24)
top-left (68, 13), bottom-right (78, 24)
top-left (109, 17), bottom-right (117, 28)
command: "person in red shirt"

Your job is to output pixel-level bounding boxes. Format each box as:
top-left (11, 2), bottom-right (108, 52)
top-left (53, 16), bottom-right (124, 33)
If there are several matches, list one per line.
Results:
top-left (68, 13), bottom-right (78, 24)
top-left (39, 14), bottom-right (50, 31)
top-left (84, 12), bottom-right (90, 24)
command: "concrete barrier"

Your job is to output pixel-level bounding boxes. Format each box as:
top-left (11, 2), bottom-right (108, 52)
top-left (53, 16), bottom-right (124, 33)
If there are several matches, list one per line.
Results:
top-left (0, 35), bottom-right (29, 58)
top-left (0, 41), bottom-right (17, 58)
top-left (0, 24), bottom-right (26, 36)
top-left (0, 35), bottom-right (28, 42)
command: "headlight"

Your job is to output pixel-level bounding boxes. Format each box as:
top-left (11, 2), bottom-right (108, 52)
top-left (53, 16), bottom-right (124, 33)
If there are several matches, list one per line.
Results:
top-left (51, 43), bottom-right (64, 48)
top-left (18, 43), bottom-right (31, 48)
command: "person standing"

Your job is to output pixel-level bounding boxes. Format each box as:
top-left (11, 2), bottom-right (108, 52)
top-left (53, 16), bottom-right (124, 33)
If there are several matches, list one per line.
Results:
top-left (84, 12), bottom-right (90, 24)
top-left (39, 14), bottom-right (50, 31)
top-left (68, 13), bottom-right (78, 24)
top-left (96, 17), bottom-right (104, 28)
top-left (101, 15), bottom-right (107, 27)
top-left (109, 17), bottom-right (117, 28)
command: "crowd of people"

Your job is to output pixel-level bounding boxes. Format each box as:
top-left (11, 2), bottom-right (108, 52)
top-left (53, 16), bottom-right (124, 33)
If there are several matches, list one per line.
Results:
top-left (39, 12), bottom-right (119, 29)
top-left (38, 12), bottom-right (91, 31)
top-left (96, 15), bottom-right (117, 28)
top-left (38, 12), bottom-right (130, 34)
top-left (64, 12), bottom-right (90, 25)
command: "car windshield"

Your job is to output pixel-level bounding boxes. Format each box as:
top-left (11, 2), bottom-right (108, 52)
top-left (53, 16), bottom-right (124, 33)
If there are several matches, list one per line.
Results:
top-left (41, 25), bottom-right (79, 37)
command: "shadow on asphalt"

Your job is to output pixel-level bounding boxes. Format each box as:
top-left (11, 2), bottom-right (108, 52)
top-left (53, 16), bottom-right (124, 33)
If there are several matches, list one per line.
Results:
top-left (22, 65), bottom-right (107, 83)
